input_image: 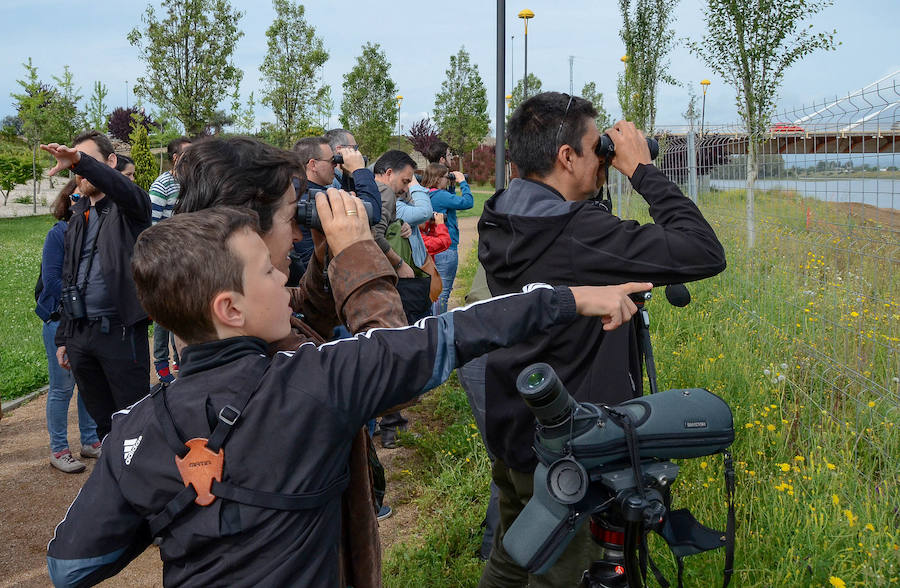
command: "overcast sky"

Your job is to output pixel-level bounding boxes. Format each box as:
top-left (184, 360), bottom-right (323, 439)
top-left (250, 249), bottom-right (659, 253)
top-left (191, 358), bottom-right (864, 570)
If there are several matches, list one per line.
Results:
top-left (2, 0), bottom-right (897, 137)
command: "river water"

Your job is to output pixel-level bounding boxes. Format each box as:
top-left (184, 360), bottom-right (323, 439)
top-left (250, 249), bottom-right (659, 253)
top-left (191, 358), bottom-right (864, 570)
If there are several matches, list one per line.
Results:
top-left (709, 178), bottom-right (899, 210)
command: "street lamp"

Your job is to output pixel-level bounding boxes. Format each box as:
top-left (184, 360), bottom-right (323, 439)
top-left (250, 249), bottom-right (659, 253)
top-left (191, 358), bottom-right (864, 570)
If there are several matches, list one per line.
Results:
top-left (396, 94), bottom-right (403, 148)
top-left (518, 9), bottom-right (534, 99)
top-left (700, 79), bottom-right (710, 138)
top-left (511, 35), bottom-right (515, 95)
top-left (506, 93), bottom-right (512, 110)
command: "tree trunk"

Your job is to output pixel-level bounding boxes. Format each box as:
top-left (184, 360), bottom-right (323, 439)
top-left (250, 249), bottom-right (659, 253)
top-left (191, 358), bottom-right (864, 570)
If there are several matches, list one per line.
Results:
top-left (32, 145), bottom-right (37, 214)
top-left (746, 140), bottom-right (758, 248)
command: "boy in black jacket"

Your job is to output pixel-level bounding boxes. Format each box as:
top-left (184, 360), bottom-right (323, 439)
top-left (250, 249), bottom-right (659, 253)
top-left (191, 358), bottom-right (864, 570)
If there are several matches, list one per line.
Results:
top-left (47, 192), bottom-right (650, 587)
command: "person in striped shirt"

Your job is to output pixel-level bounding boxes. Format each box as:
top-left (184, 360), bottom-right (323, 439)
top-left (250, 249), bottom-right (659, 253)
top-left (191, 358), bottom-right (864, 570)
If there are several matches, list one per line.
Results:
top-left (148, 137), bottom-right (191, 383)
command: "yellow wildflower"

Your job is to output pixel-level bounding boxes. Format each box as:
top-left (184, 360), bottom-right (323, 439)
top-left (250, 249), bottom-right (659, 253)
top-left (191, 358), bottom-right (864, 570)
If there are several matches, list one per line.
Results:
top-left (829, 577), bottom-right (846, 588)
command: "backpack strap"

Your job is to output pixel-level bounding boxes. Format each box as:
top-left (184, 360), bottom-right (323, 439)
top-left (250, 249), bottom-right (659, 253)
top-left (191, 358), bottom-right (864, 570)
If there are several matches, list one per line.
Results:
top-left (147, 376), bottom-right (350, 539)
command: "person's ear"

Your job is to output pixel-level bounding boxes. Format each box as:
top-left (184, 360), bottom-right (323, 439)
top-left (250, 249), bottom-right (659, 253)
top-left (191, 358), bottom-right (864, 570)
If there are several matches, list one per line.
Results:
top-left (210, 290), bottom-right (245, 330)
top-left (107, 152), bottom-right (118, 169)
top-left (557, 143), bottom-right (575, 171)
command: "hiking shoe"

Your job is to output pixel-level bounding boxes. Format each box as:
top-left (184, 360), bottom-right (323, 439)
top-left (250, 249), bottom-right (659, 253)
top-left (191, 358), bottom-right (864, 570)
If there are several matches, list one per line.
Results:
top-left (80, 441), bottom-right (102, 459)
top-left (380, 429), bottom-right (398, 449)
top-left (51, 450), bottom-right (86, 474)
top-left (377, 505), bottom-right (393, 521)
top-left (155, 360), bottom-right (175, 384)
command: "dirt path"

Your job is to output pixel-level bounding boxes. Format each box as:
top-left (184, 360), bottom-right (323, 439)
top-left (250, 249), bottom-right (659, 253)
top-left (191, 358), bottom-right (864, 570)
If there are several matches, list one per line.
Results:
top-left (0, 218), bottom-right (483, 586)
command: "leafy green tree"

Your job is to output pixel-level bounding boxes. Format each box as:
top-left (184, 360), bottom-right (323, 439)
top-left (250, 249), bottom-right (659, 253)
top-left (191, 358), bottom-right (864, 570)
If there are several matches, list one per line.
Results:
top-left (580, 82), bottom-right (613, 130)
top-left (11, 58), bottom-right (55, 212)
top-left (313, 85), bottom-right (333, 130)
top-left (617, 0), bottom-right (679, 133)
top-left (688, 0), bottom-right (837, 246)
top-left (259, 0), bottom-right (329, 145)
top-left (50, 66), bottom-right (84, 142)
top-left (86, 82), bottom-right (110, 132)
top-left (339, 43), bottom-right (397, 156)
top-left (233, 90), bottom-right (256, 134)
top-left (507, 73), bottom-right (542, 119)
top-left (433, 47), bottom-right (491, 173)
top-left (128, 0), bottom-right (245, 135)
top-left (129, 114), bottom-right (156, 191)
top-left (0, 155), bottom-right (32, 205)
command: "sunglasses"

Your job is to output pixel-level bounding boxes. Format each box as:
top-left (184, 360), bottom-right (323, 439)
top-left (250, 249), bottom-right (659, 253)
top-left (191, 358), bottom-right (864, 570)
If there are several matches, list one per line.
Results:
top-left (555, 94), bottom-right (575, 147)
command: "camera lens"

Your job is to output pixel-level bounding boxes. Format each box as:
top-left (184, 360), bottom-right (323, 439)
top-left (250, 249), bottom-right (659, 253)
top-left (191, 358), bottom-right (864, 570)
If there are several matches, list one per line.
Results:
top-left (517, 363), bottom-right (576, 427)
top-left (332, 154), bottom-right (344, 165)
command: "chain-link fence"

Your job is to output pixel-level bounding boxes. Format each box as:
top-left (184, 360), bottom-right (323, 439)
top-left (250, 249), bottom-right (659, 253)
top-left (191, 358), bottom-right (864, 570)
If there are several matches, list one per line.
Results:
top-left (609, 74), bottom-right (899, 489)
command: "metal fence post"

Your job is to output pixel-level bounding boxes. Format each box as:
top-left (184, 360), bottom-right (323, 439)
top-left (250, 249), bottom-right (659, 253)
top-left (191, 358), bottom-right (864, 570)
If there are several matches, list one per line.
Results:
top-left (687, 130), bottom-right (698, 203)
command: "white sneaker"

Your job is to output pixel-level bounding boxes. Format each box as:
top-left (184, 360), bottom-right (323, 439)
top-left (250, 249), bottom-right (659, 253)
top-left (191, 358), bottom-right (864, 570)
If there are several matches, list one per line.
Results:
top-left (51, 450), bottom-right (86, 473)
top-left (80, 442), bottom-right (102, 459)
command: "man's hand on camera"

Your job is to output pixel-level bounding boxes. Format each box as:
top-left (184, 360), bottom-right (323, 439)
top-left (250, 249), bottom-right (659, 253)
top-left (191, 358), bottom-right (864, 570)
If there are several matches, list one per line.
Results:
top-left (400, 222), bottom-right (412, 239)
top-left (314, 188), bottom-right (372, 255)
top-left (569, 282), bottom-right (653, 331)
top-left (451, 171), bottom-right (465, 183)
top-left (337, 147), bottom-right (364, 173)
top-left (603, 121), bottom-right (651, 179)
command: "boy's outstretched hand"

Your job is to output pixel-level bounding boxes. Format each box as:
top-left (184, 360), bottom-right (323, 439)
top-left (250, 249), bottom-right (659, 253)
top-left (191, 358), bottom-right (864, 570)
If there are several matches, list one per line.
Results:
top-left (570, 282), bottom-right (652, 331)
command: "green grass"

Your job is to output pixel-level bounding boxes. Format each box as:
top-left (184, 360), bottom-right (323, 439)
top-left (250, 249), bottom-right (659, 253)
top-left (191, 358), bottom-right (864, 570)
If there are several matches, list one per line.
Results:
top-left (0, 214), bottom-right (56, 401)
top-left (457, 189), bottom-right (493, 219)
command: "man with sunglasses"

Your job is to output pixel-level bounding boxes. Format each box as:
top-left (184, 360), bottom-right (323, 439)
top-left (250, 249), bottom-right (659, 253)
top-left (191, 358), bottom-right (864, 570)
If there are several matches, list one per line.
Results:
top-left (476, 92), bottom-right (727, 587)
top-left (291, 137), bottom-right (381, 275)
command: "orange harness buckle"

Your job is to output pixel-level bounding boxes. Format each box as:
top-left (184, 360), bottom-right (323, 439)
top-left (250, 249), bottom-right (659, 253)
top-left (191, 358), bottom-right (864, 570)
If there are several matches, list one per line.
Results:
top-left (175, 438), bottom-right (224, 506)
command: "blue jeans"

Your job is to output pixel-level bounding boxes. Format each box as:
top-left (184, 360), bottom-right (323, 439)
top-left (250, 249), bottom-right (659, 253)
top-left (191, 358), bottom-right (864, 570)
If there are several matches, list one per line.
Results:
top-left (153, 322), bottom-right (179, 366)
top-left (432, 248), bottom-right (459, 315)
top-left (42, 321), bottom-right (98, 453)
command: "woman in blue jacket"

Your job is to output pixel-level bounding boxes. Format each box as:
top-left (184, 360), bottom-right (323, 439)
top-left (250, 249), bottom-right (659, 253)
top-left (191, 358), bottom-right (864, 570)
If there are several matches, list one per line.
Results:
top-left (35, 180), bottom-right (99, 473)
top-left (423, 163), bottom-right (474, 313)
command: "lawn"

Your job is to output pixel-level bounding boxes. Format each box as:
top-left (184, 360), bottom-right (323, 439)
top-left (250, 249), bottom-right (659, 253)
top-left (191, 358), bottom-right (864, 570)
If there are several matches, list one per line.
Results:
top-left (0, 214), bottom-right (57, 401)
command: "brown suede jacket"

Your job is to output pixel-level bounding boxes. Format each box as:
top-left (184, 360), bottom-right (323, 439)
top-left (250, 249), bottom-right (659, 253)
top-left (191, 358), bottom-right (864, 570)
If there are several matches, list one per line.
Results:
top-left (270, 239), bottom-right (406, 588)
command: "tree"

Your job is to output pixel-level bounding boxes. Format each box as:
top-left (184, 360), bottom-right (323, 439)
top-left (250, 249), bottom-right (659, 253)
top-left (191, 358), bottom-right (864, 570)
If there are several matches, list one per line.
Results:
top-left (86, 82), bottom-right (110, 132)
top-left (11, 59), bottom-right (58, 213)
top-left (688, 0), bottom-right (837, 246)
top-left (432, 47), bottom-right (491, 173)
top-left (0, 155), bottom-right (32, 205)
top-left (129, 114), bottom-right (156, 191)
top-left (339, 43), bottom-right (397, 156)
top-left (128, 0), bottom-right (244, 136)
top-left (580, 82), bottom-right (613, 130)
top-left (234, 90), bottom-right (256, 134)
top-left (259, 0), bottom-right (329, 145)
top-left (313, 85), bottom-right (333, 130)
top-left (507, 73), bottom-right (543, 119)
top-left (617, 0), bottom-right (679, 133)
top-left (50, 66), bottom-right (84, 142)
top-left (406, 117), bottom-right (440, 157)
top-left (108, 107), bottom-right (157, 143)
top-left (1, 115), bottom-right (23, 139)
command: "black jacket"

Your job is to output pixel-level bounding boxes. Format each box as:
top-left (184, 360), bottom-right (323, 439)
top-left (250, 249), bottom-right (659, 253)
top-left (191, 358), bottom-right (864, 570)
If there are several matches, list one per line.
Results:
top-left (47, 284), bottom-right (577, 587)
top-left (55, 153), bottom-right (151, 345)
top-left (477, 164), bottom-right (727, 472)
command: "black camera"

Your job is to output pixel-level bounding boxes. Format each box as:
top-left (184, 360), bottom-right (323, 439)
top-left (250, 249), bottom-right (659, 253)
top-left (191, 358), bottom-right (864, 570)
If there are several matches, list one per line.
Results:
top-left (596, 134), bottom-right (659, 161)
top-left (331, 153), bottom-right (369, 167)
top-left (296, 189), bottom-right (376, 230)
top-left (61, 285), bottom-right (86, 320)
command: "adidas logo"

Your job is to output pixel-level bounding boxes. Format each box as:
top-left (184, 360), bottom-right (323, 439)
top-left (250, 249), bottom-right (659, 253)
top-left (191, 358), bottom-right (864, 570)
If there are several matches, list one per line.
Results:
top-left (123, 436), bottom-right (143, 465)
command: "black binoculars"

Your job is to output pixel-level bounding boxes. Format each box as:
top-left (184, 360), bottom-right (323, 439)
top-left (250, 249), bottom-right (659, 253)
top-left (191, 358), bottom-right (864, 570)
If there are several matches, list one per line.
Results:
top-left (596, 134), bottom-right (659, 160)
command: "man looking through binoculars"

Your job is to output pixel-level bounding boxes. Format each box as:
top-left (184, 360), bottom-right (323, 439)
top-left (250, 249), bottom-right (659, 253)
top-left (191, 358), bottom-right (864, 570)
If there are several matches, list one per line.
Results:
top-left (476, 92), bottom-right (727, 586)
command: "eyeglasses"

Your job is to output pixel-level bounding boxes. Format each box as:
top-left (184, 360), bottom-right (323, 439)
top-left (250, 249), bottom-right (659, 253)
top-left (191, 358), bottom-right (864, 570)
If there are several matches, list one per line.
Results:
top-left (313, 158), bottom-right (337, 166)
top-left (555, 94), bottom-right (575, 147)
top-left (338, 144), bottom-right (359, 151)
